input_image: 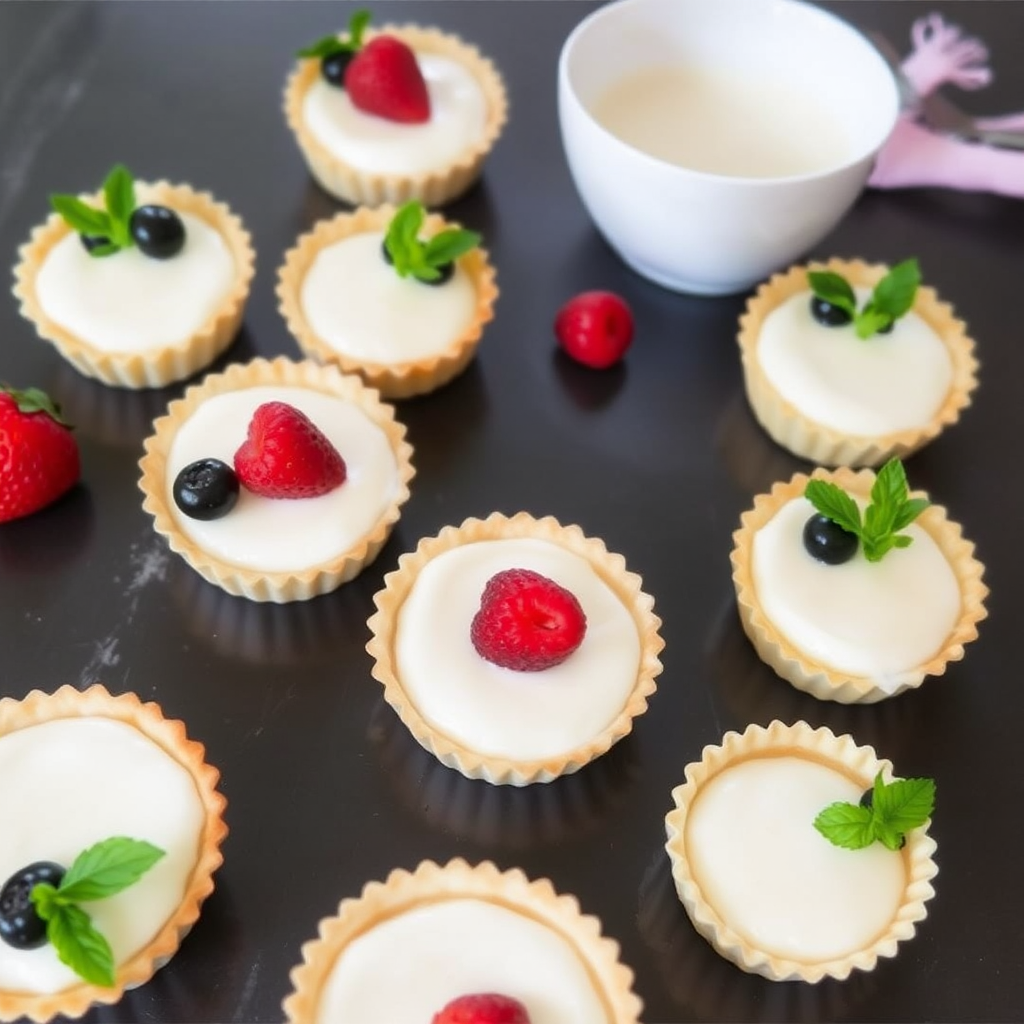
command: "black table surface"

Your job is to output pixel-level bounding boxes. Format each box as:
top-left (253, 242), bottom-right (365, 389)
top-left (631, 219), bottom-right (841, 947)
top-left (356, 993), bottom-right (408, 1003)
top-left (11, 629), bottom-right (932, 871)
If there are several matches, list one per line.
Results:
top-left (2, 2), bottom-right (1023, 1022)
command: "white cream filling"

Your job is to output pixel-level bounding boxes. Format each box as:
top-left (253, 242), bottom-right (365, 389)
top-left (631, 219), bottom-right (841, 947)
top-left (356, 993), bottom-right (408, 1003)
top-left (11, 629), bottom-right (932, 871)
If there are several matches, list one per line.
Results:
top-left (752, 496), bottom-right (960, 688)
top-left (166, 386), bottom-right (399, 574)
top-left (316, 898), bottom-right (608, 1024)
top-left (35, 212), bottom-right (234, 354)
top-left (395, 538), bottom-right (641, 761)
top-left (687, 756), bottom-right (906, 963)
top-left (757, 288), bottom-right (953, 436)
top-left (302, 54), bottom-right (487, 175)
top-left (300, 232), bottom-right (476, 364)
top-left (0, 718), bottom-right (205, 994)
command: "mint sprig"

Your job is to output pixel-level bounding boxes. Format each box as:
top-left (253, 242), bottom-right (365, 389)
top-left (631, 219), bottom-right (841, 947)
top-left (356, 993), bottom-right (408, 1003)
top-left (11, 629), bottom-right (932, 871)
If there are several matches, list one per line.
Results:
top-left (804, 457), bottom-right (930, 563)
top-left (383, 200), bottom-right (480, 283)
top-left (808, 258), bottom-right (921, 339)
top-left (814, 772), bottom-right (935, 851)
top-left (296, 9), bottom-right (370, 59)
top-left (50, 165), bottom-right (137, 258)
top-left (30, 837), bottom-right (165, 987)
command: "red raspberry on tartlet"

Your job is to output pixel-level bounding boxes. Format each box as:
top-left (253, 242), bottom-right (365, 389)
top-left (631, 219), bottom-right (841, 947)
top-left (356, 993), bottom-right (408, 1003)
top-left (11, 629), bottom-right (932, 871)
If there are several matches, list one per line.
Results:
top-left (432, 992), bottom-right (531, 1024)
top-left (554, 290), bottom-right (634, 369)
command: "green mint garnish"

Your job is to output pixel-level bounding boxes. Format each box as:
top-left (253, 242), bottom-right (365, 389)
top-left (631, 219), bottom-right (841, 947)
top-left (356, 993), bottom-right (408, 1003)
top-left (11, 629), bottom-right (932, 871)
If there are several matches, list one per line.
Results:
top-left (383, 200), bottom-right (480, 284)
top-left (808, 258), bottom-right (921, 339)
top-left (30, 837), bottom-right (165, 987)
top-left (814, 772), bottom-right (935, 851)
top-left (49, 165), bottom-right (137, 258)
top-left (296, 9), bottom-right (371, 59)
top-left (805, 457), bottom-right (930, 563)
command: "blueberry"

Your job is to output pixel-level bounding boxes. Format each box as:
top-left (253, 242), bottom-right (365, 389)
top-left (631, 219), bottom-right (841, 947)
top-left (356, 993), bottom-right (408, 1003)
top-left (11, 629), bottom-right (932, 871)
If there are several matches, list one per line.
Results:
top-left (379, 241), bottom-right (455, 286)
top-left (321, 50), bottom-right (353, 86)
top-left (810, 297), bottom-right (852, 328)
top-left (803, 513), bottom-right (858, 565)
top-left (0, 862), bottom-right (64, 949)
top-left (173, 459), bottom-right (240, 520)
top-left (80, 234), bottom-right (113, 255)
top-left (130, 204), bottom-right (185, 260)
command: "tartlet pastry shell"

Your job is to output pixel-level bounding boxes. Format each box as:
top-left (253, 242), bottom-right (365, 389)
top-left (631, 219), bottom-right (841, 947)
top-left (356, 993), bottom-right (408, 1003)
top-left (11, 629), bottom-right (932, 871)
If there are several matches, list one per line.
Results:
top-left (282, 858), bottom-right (642, 1024)
top-left (0, 684), bottom-right (227, 1023)
top-left (366, 511), bottom-right (664, 785)
top-left (730, 467), bottom-right (988, 703)
top-left (283, 25), bottom-right (508, 207)
top-left (277, 205), bottom-right (498, 399)
top-left (664, 719), bottom-right (938, 983)
top-left (738, 258), bottom-right (978, 467)
top-left (13, 182), bottom-right (255, 389)
top-left (138, 357), bottom-right (415, 603)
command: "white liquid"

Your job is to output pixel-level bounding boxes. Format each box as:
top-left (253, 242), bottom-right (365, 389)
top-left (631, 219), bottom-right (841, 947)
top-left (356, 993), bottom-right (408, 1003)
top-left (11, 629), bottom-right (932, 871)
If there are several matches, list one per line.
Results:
top-left (591, 65), bottom-right (850, 178)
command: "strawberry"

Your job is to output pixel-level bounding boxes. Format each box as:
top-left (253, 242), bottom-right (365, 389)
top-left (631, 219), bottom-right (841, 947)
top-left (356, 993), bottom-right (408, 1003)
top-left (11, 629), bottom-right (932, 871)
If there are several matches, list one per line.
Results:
top-left (0, 385), bottom-right (80, 524)
top-left (554, 290), bottom-right (634, 369)
top-left (233, 402), bottom-right (346, 499)
top-left (432, 993), bottom-right (531, 1024)
top-left (344, 35), bottom-right (430, 124)
top-left (470, 568), bottom-right (587, 672)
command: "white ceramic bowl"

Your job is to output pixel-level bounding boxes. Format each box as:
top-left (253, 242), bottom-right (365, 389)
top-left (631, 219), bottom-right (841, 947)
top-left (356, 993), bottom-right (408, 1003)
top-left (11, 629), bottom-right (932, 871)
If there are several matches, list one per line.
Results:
top-left (558, 0), bottom-right (899, 296)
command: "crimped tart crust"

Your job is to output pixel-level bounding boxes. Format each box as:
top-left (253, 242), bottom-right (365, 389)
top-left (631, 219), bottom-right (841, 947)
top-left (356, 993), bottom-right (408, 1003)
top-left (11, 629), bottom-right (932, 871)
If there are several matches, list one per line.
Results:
top-left (139, 357), bottom-right (415, 603)
top-left (282, 858), bottom-right (642, 1024)
top-left (366, 511), bottom-right (663, 786)
top-left (738, 258), bottom-right (978, 467)
top-left (277, 204), bottom-right (498, 399)
top-left (731, 466), bottom-right (987, 704)
top-left (283, 25), bottom-right (508, 207)
top-left (665, 720), bottom-right (938, 984)
top-left (0, 684), bottom-right (227, 1024)
top-left (13, 181), bottom-right (255, 389)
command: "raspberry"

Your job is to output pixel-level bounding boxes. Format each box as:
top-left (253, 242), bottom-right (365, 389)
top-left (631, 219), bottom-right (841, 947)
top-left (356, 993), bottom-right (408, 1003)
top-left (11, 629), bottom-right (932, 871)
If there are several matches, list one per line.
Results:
top-left (432, 992), bottom-right (531, 1024)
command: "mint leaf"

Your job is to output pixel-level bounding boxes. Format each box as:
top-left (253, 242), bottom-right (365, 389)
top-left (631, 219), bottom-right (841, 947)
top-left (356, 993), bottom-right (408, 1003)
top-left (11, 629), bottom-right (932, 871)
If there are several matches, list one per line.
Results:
top-left (58, 837), bottom-right (164, 903)
top-left (103, 164), bottom-right (135, 236)
top-left (30, 881), bottom-right (62, 920)
top-left (870, 456), bottom-right (909, 510)
top-left (893, 497), bottom-right (930, 531)
top-left (853, 306), bottom-right (893, 340)
top-left (813, 802), bottom-right (874, 849)
top-left (296, 34), bottom-right (348, 59)
top-left (808, 270), bottom-right (856, 316)
top-left (47, 903), bottom-right (116, 988)
top-left (347, 9), bottom-right (371, 49)
top-left (815, 772), bottom-right (935, 851)
top-left (422, 228), bottom-right (481, 267)
top-left (872, 775), bottom-right (936, 834)
top-left (299, 9), bottom-right (372, 56)
top-left (49, 195), bottom-right (112, 238)
top-left (805, 479), bottom-right (862, 537)
top-left (383, 202), bottom-right (480, 284)
top-left (872, 258), bottom-right (920, 321)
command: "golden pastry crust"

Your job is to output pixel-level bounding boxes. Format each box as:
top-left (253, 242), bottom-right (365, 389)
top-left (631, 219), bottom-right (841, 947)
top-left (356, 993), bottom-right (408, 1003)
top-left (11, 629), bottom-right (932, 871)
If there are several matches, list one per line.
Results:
top-left (13, 182), bottom-right (255, 389)
top-left (283, 25), bottom-right (508, 207)
top-left (664, 720), bottom-right (938, 984)
top-left (282, 858), bottom-right (642, 1024)
top-left (276, 205), bottom-right (498, 399)
top-left (730, 466), bottom-right (988, 703)
top-left (366, 511), bottom-right (663, 785)
top-left (0, 683), bottom-right (227, 1023)
top-left (138, 356), bottom-right (415, 603)
top-left (738, 258), bottom-right (978, 467)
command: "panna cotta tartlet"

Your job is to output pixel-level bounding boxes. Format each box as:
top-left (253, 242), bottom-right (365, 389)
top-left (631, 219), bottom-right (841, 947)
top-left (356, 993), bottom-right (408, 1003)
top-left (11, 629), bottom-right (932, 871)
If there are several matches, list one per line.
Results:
top-left (366, 512), bottom-right (663, 785)
top-left (731, 462), bottom-right (987, 703)
top-left (0, 684), bottom-right (226, 1023)
top-left (665, 720), bottom-right (938, 983)
top-left (738, 258), bottom-right (978, 467)
top-left (282, 858), bottom-right (641, 1024)
top-left (284, 13), bottom-right (508, 206)
top-left (139, 357), bottom-right (415, 603)
top-left (277, 202), bottom-right (497, 399)
top-left (13, 165), bottom-right (255, 389)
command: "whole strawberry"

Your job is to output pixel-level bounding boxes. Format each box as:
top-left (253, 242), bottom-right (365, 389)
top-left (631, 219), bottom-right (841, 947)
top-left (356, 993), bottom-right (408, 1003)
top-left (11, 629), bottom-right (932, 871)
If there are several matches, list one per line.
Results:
top-left (344, 35), bottom-right (431, 123)
top-left (555, 290), bottom-right (634, 369)
top-left (0, 385), bottom-right (80, 524)
top-left (470, 568), bottom-right (587, 672)
top-left (432, 992), bottom-right (531, 1024)
top-left (233, 402), bottom-right (346, 499)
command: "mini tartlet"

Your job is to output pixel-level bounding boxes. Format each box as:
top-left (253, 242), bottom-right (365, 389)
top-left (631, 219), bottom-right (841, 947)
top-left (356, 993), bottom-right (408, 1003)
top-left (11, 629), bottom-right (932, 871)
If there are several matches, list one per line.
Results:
top-left (665, 720), bottom-right (938, 984)
top-left (0, 683), bottom-right (227, 1023)
top-left (139, 356), bottom-right (415, 603)
top-left (282, 858), bottom-right (642, 1023)
top-left (13, 181), bottom-right (255, 389)
top-left (731, 466), bottom-right (987, 703)
top-left (366, 511), bottom-right (663, 786)
top-left (738, 258), bottom-right (978, 467)
top-left (284, 24), bottom-right (508, 207)
top-left (277, 204), bottom-right (497, 399)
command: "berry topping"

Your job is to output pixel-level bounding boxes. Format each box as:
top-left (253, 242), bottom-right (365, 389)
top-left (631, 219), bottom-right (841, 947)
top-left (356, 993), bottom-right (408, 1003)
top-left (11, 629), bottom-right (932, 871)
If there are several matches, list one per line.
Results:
top-left (0, 862), bottom-right (65, 950)
top-left (80, 233), bottom-right (114, 255)
top-left (0, 384), bottom-right (80, 524)
top-left (432, 993), bottom-right (532, 1024)
top-left (344, 35), bottom-right (430, 124)
top-left (322, 50), bottom-right (355, 85)
top-left (130, 204), bottom-right (186, 260)
top-left (809, 296), bottom-right (852, 328)
top-left (297, 11), bottom-right (371, 87)
top-left (173, 458), bottom-right (240, 520)
top-left (802, 513), bottom-right (858, 565)
top-left (233, 402), bottom-right (346, 499)
top-left (470, 568), bottom-right (587, 672)
top-left (554, 291), bottom-right (634, 369)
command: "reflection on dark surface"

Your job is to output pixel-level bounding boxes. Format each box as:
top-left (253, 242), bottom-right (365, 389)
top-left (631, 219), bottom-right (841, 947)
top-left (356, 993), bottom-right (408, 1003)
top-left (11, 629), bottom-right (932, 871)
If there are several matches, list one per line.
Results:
top-left (551, 347), bottom-right (628, 412)
top-left (368, 697), bottom-right (639, 849)
top-left (0, 485), bottom-right (95, 573)
top-left (637, 847), bottom-right (876, 1023)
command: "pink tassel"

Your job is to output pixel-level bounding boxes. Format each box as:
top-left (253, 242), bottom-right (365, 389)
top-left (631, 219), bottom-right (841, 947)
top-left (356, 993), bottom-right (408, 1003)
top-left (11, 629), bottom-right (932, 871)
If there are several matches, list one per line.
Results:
top-left (901, 13), bottom-right (992, 95)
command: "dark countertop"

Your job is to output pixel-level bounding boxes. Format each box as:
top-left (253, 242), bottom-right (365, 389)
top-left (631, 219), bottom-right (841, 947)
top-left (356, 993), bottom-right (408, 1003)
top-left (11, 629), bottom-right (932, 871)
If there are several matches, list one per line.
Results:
top-left (1, 2), bottom-right (1023, 1021)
